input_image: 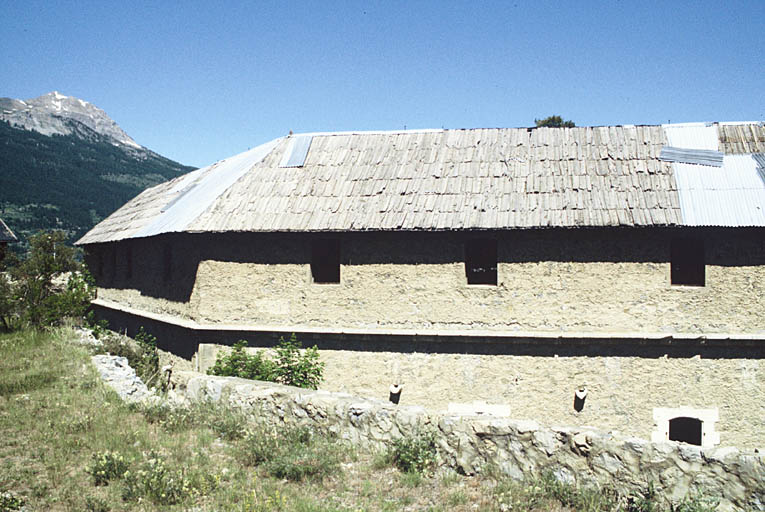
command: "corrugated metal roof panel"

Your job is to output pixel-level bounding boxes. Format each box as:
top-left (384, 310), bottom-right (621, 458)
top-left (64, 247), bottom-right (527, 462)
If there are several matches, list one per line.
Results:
top-left (279, 135), bottom-right (313, 167)
top-left (132, 137), bottom-right (284, 238)
top-left (673, 155), bottom-right (765, 226)
top-left (659, 147), bottom-right (723, 167)
top-left (663, 123), bottom-right (719, 151)
top-left (753, 153), bottom-right (765, 185)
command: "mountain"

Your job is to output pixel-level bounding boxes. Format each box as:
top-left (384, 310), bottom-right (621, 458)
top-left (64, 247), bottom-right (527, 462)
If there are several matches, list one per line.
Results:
top-left (0, 91), bottom-right (141, 149)
top-left (0, 92), bottom-right (195, 247)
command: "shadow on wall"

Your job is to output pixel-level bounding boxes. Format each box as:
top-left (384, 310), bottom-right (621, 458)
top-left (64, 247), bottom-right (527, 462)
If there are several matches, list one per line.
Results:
top-left (91, 302), bottom-right (765, 361)
top-left (83, 226), bottom-right (765, 304)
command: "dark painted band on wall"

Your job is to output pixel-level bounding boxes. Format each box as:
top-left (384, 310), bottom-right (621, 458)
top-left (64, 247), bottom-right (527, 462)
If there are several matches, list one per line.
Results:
top-left (91, 302), bottom-right (765, 361)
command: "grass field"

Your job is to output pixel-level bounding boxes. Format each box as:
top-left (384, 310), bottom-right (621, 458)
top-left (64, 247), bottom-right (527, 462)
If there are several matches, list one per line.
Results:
top-left (0, 328), bottom-right (715, 511)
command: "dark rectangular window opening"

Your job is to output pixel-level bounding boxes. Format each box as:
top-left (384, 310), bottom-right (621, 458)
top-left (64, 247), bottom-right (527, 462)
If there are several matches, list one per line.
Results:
top-left (107, 245), bottom-right (117, 283)
top-left (311, 239), bottom-right (340, 284)
top-left (125, 246), bottom-right (133, 280)
top-left (163, 244), bottom-right (173, 282)
top-left (93, 249), bottom-right (103, 280)
top-left (465, 238), bottom-right (498, 285)
top-left (671, 238), bottom-right (705, 286)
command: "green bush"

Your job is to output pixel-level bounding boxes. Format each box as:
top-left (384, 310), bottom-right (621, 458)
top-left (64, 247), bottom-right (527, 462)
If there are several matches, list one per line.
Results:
top-left (208, 334), bottom-right (324, 390)
top-left (237, 425), bottom-right (341, 482)
top-left (138, 401), bottom-right (193, 432)
top-left (86, 450), bottom-right (129, 486)
top-left (134, 327), bottom-right (160, 387)
top-left (99, 327), bottom-right (162, 389)
top-left (0, 273), bottom-right (19, 332)
top-left (273, 333), bottom-right (324, 389)
top-left (205, 405), bottom-right (249, 441)
top-left (84, 495), bottom-right (110, 512)
top-left (84, 311), bottom-right (109, 339)
top-left (9, 230), bottom-right (94, 328)
top-left (138, 400), bottom-right (248, 440)
top-left (121, 453), bottom-right (192, 505)
top-left (0, 490), bottom-right (25, 511)
top-left (207, 341), bottom-right (275, 381)
top-left (625, 483), bottom-right (719, 512)
top-left (388, 428), bottom-right (438, 474)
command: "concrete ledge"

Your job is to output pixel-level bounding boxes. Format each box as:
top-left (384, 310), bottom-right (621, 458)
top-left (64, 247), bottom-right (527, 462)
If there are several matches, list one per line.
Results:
top-left (91, 299), bottom-right (765, 360)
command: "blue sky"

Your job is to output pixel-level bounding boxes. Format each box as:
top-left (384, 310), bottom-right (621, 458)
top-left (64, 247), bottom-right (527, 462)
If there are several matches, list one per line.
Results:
top-left (2, 0), bottom-right (763, 168)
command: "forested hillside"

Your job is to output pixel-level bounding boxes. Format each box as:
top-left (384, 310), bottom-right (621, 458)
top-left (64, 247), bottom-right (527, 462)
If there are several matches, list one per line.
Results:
top-left (0, 120), bottom-right (195, 246)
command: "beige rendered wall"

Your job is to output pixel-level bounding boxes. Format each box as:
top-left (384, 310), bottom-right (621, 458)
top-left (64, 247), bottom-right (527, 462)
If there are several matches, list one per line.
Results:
top-left (180, 228), bottom-right (764, 334)
top-left (192, 344), bottom-right (763, 450)
top-left (86, 228), bottom-right (765, 333)
top-left (85, 227), bottom-right (764, 448)
top-left (319, 349), bottom-right (763, 450)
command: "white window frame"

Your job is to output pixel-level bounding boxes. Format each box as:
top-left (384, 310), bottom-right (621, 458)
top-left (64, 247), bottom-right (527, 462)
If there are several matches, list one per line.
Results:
top-left (651, 407), bottom-right (719, 447)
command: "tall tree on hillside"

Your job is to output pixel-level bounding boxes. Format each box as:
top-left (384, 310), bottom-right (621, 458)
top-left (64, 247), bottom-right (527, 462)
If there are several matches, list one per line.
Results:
top-left (535, 115), bottom-right (575, 128)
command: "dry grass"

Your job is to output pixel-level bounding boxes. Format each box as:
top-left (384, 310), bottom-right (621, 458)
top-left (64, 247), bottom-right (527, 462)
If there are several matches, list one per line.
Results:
top-left (0, 328), bottom-right (715, 512)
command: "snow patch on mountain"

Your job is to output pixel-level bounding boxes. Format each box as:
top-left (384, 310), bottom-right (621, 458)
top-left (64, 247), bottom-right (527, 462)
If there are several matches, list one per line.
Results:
top-left (0, 91), bottom-right (142, 149)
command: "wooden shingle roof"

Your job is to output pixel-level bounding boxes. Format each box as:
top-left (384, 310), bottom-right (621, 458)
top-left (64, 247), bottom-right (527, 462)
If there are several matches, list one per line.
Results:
top-left (76, 122), bottom-right (765, 245)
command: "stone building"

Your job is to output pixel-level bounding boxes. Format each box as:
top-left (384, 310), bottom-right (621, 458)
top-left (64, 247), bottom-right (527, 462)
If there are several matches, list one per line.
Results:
top-left (0, 218), bottom-right (17, 261)
top-left (77, 122), bottom-right (765, 448)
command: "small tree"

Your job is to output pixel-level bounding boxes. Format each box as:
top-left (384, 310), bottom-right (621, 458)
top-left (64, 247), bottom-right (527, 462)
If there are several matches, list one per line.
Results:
top-left (9, 230), bottom-right (94, 327)
top-left (535, 115), bottom-right (575, 128)
top-left (273, 333), bottom-right (324, 389)
top-left (0, 272), bottom-right (17, 331)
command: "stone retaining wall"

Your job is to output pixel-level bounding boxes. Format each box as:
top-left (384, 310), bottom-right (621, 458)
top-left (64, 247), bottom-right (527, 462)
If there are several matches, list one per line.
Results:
top-left (176, 371), bottom-right (765, 512)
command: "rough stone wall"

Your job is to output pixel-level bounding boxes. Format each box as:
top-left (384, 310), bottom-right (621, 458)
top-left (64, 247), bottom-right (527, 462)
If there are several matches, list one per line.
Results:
top-left (197, 344), bottom-right (764, 450)
top-left (178, 371), bottom-right (765, 512)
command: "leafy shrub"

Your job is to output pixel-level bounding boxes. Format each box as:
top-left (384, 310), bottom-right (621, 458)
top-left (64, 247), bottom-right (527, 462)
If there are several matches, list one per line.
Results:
top-left (625, 484), bottom-right (719, 512)
top-left (493, 472), bottom-right (618, 512)
top-left (84, 495), bottom-right (110, 512)
top-left (670, 493), bottom-right (719, 512)
top-left (100, 327), bottom-right (162, 389)
top-left (239, 489), bottom-right (288, 511)
top-left (100, 334), bottom-right (142, 369)
top-left (237, 425), bottom-right (340, 482)
top-left (8, 230), bottom-right (94, 328)
top-left (626, 482), bottom-right (660, 512)
top-left (0, 490), bottom-right (25, 511)
top-left (207, 341), bottom-right (275, 381)
top-left (0, 273), bottom-right (19, 332)
top-left (134, 327), bottom-right (160, 387)
top-left (85, 311), bottom-right (109, 339)
top-left (273, 333), bottom-right (324, 389)
top-left (121, 453), bottom-right (192, 505)
top-left (87, 450), bottom-right (129, 486)
top-left (237, 425), bottom-right (282, 467)
top-left (34, 270), bottom-right (94, 327)
top-left (138, 400), bottom-right (248, 440)
top-left (208, 334), bottom-right (324, 389)
top-left (206, 405), bottom-right (249, 441)
top-left (138, 402), bottom-right (193, 432)
top-left (388, 428), bottom-right (438, 474)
